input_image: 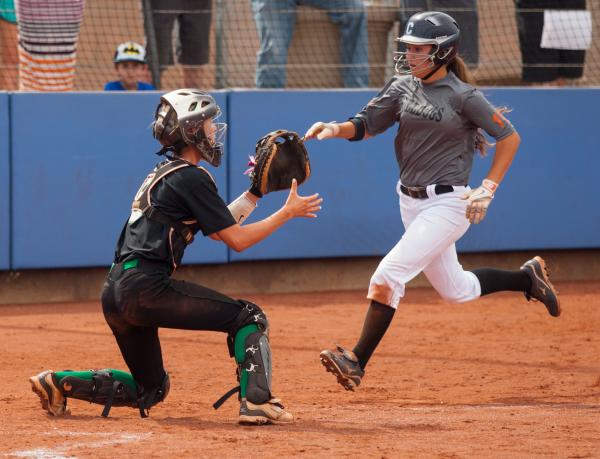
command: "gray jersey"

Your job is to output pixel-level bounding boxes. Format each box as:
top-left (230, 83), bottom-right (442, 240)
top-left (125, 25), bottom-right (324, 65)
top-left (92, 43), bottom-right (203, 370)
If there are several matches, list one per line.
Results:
top-left (355, 72), bottom-right (515, 186)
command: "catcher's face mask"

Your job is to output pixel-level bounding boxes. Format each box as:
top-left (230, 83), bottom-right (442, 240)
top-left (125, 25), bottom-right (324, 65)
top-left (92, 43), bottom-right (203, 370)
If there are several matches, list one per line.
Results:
top-left (394, 42), bottom-right (437, 77)
top-left (187, 114), bottom-right (227, 167)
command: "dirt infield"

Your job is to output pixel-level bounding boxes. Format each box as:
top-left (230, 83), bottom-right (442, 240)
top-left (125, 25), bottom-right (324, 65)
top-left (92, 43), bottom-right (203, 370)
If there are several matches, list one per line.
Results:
top-left (1, 281), bottom-right (599, 458)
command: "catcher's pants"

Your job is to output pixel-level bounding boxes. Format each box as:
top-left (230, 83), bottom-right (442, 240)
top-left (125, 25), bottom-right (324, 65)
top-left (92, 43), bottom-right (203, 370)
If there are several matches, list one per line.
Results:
top-left (102, 260), bottom-right (244, 392)
top-left (368, 181), bottom-right (482, 308)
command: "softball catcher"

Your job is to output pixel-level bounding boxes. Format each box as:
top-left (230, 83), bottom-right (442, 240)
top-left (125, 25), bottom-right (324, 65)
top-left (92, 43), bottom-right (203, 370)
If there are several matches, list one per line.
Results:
top-left (30, 89), bottom-right (319, 424)
top-left (304, 12), bottom-right (561, 391)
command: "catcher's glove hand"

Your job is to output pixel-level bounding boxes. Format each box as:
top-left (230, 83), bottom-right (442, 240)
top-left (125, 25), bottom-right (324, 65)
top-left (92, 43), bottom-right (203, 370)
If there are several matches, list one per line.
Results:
top-left (246, 130), bottom-right (311, 198)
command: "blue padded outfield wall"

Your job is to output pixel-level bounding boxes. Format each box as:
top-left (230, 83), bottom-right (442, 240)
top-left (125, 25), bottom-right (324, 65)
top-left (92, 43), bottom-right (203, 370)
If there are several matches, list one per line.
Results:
top-left (227, 90), bottom-right (401, 261)
top-left (2, 88), bottom-right (599, 270)
top-left (0, 93), bottom-right (9, 270)
top-left (10, 92), bottom-right (228, 269)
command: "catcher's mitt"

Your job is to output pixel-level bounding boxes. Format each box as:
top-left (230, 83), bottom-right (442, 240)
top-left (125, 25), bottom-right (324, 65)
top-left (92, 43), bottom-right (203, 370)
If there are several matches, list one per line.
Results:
top-left (246, 130), bottom-right (311, 198)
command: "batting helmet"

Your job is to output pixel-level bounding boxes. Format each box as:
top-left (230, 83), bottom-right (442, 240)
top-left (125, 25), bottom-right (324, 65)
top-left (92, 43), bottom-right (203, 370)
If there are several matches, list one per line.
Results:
top-left (394, 11), bottom-right (460, 76)
top-left (152, 89), bottom-right (227, 167)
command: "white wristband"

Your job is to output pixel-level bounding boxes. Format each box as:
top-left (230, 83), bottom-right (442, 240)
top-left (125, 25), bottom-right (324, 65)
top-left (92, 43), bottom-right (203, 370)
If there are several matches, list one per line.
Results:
top-left (228, 192), bottom-right (256, 224)
top-left (482, 178), bottom-right (499, 194)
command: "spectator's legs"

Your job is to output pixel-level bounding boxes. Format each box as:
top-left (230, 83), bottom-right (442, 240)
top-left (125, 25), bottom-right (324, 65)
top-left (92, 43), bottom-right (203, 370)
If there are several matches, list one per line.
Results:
top-left (149, 0), bottom-right (178, 73)
top-left (251, 0), bottom-right (297, 88)
top-left (515, 0), bottom-right (559, 83)
top-left (0, 18), bottom-right (18, 90)
top-left (557, 49), bottom-right (586, 84)
top-left (179, 0), bottom-right (213, 89)
top-left (556, 0), bottom-right (587, 84)
top-left (313, 0), bottom-right (368, 88)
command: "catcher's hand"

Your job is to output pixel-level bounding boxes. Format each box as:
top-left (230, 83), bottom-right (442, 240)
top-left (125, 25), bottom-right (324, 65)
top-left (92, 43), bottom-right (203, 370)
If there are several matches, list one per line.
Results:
top-left (461, 179), bottom-right (498, 224)
top-left (246, 130), bottom-right (311, 198)
top-left (284, 178), bottom-right (322, 219)
top-left (304, 121), bottom-right (340, 140)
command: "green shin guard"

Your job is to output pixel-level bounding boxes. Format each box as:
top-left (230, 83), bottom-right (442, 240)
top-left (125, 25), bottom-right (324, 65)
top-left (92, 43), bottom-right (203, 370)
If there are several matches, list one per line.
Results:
top-left (214, 299), bottom-right (272, 410)
top-left (234, 324), bottom-right (259, 399)
top-left (236, 324), bottom-right (272, 404)
top-left (55, 369), bottom-right (138, 394)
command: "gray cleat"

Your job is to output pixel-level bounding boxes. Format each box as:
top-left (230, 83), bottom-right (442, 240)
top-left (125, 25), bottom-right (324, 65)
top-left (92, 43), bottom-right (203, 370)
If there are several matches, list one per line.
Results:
top-left (520, 256), bottom-right (561, 317)
top-left (320, 345), bottom-right (365, 391)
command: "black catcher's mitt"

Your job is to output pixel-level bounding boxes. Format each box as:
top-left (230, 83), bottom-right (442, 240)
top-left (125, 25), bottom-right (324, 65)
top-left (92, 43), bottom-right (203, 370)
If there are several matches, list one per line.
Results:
top-left (246, 130), bottom-right (311, 197)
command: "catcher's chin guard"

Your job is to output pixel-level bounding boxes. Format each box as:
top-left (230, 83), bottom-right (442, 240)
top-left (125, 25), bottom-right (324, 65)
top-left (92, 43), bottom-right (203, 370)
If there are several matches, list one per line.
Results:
top-left (213, 300), bottom-right (273, 409)
top-left (60, 369), bottom-right (170, 418)
top-left (247, 130), bottom-right (311, 198)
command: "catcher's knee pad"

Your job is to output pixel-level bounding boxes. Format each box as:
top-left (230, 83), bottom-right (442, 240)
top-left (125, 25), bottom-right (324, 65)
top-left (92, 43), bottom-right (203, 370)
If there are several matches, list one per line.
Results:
top-left (138, 372), bottom-right (170, 418)
top-left (226, 299), bottom-right (269, 356)
top-left (240, 328), bottom-right (272, 405)
top-left (59, 369), bottom-right (139, 417)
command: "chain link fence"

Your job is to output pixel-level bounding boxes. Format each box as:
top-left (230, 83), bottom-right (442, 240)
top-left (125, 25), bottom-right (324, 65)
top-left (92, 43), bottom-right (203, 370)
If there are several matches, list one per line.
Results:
top-left (0, 0), bottom-right (597, 91)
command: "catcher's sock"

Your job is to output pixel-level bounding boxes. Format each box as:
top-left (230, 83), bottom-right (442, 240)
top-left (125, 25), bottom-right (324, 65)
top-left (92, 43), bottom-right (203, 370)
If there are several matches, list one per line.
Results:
top-left (352, 300), bottom-right (395, 370)
top-left (54, 369), bottom-right (137, 394)
top-left (234, 324), bottom-right (260, 398)
top-left (472, 268), bottom-right (532, 296)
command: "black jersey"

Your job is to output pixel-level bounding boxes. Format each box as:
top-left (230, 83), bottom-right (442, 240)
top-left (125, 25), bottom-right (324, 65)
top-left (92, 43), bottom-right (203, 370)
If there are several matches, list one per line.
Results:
top-left (114, 159), bottom-right (235, 270)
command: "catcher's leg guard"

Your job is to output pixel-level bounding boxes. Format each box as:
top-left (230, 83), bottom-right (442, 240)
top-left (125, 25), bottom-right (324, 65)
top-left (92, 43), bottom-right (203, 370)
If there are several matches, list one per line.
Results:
top-left (51, 369), bottom-right (168, 418)
top-left (213, 300), bottom-right (292, 424)
top-left (214, 300), bottom-right (269, 408)
top-left (235, 325), bottom-right (292, 424)
top-left (54, 369), bottom-right (138, 417)
top-left (231, 300), bottom-right (272, 403)
top-left (235, 324), bottom-right (271, 403)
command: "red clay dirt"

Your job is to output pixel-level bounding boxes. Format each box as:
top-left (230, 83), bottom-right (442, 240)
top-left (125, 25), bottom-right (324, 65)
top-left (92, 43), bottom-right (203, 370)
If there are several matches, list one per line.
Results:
top-left (1, 281), bottom-right (599, 458)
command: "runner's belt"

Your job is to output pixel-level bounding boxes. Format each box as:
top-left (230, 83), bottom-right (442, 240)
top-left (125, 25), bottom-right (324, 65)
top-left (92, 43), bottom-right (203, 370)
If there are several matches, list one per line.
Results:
top-left (400, 184), bottom-right (455, 199)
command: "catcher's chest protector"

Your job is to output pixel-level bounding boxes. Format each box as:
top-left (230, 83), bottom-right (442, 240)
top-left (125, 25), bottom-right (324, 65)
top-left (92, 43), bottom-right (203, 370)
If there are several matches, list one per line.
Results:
top-left (130, 159), bottom-right (212, 246)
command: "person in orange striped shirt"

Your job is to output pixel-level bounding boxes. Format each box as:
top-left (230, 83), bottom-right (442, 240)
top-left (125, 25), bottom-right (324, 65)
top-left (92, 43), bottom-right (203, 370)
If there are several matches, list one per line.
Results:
top-left (14, 0), bottom-right (84, 91)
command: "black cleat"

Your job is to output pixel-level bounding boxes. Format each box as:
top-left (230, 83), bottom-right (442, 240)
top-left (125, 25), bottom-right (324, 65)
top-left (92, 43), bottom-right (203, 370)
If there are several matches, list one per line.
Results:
top-left (520, 256), bottom-right (561, 317)
top-left (320, 345), bottom-right (364, 391)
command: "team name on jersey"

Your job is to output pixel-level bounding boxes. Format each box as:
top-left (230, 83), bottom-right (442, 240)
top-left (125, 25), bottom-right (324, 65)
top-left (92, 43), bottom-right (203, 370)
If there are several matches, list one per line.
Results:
top-left (403, 98), bottom-right (444, 122)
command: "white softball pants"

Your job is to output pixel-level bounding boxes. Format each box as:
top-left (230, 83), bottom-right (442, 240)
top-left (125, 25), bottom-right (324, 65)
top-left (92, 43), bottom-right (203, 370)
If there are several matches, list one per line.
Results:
top-left (367, 181), bottom-right (482, 308)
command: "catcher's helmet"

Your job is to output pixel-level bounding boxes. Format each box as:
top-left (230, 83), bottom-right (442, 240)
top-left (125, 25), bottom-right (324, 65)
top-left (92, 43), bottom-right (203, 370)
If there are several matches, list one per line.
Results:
top-left (394, 11), bottom-right (460, 75)
top-left (152, 89), bottom-right (227, 167)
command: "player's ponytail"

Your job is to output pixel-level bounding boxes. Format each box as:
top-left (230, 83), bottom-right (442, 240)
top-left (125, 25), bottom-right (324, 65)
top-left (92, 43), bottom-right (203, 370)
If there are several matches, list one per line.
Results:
top-left (448, 56), bottom-right (485, 155)
top-left (448, 55), bottom-right (476, 85)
